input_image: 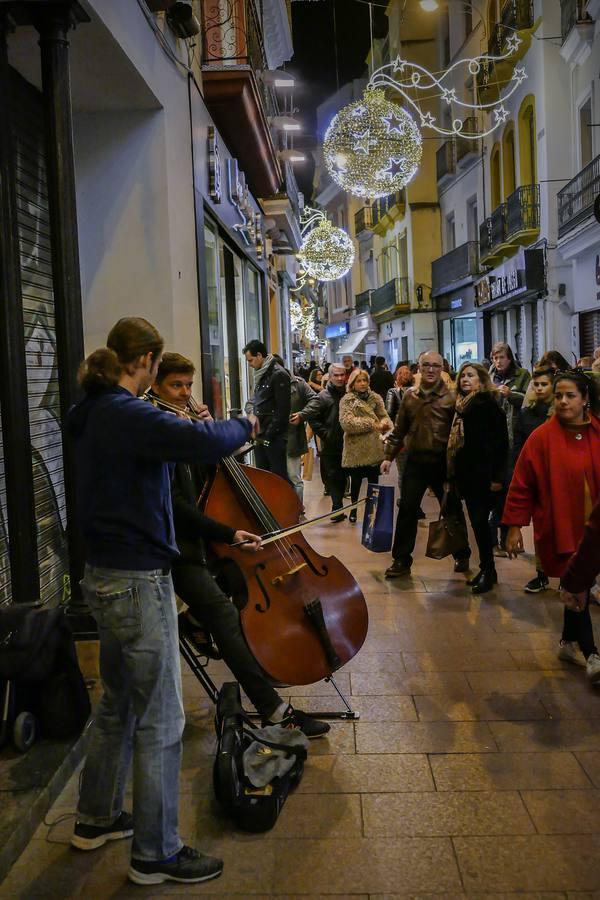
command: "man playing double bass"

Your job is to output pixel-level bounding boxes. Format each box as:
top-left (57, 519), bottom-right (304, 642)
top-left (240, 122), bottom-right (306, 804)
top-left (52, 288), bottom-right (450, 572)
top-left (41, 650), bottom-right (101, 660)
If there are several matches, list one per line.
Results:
top-left (149, 353), bottom-right (329, 739)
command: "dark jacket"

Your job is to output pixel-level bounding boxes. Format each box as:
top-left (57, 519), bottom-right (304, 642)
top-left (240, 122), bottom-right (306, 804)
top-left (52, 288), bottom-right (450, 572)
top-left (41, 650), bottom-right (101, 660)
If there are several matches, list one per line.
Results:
top-left (171, 463), bottom-right (235, 566)
top-left (287, 376), bottom-right (315, 458)
top-left (369, 367), bottom-right (395, 402)
top-left (67, 386), bottom-right (251, 571)
top-left (384, 381), bottom-right (456, 463)
top-left (561, 495), bottom-right (600, 593)
top-left (513, 400), bottom-right (552, 460)
top-left (300, 381), bottom-right (346, 456)
top-left (452, 393), bottom-right (509, 494)
top-left (490, 364), bottom-right (531, 449)
top-left (385, 386), bottom-right (407, 422)
top-left (252, 360), bottom-right (291, 441)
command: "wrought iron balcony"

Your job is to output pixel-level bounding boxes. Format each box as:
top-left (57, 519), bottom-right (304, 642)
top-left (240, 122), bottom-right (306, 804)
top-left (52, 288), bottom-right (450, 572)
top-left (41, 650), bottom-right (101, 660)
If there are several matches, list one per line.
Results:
top-left (478, 0), bottom-right (534, 101)
top-left (558, 153), bottom-right (600, 238)
top-left (506, 184), bottom-right (540, 241)
top-left (491, 203), bottom-right (508, 248)
top-left (431, 242), bottom-right (480, 295)
top-left (561, 0), bottom-right (591, 40)
top-left (371, 191), bottom-right (405, 232)
top-left (456, 117), bottom-right (481, 165)
top-left (436, 139), bottom-right (456, 183)
top-left (370, 277), bottom-right (410, 319)
top-left (489, 0), bottom-right (534, 55)
top-left (354, 206), bottom-right (373, 238)
top-left (355, 290), bottom-right (372, 314)
top-left (202, 0), bottom-right (266, 70)
top-left (480, 218), bottom-right (493, 260)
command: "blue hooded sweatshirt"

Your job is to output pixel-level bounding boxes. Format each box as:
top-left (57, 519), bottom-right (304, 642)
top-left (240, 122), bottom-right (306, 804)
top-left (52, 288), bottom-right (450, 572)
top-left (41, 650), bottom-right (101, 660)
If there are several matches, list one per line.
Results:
top-left (67, 386), bottom-right (252, 571)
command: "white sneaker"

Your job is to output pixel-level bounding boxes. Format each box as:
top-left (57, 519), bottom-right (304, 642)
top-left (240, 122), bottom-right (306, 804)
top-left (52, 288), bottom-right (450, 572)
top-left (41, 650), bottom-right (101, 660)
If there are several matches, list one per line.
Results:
top-left (557, 641), bottom-right (586, 667)
top-left (586, 653), bottom-right (600, 685)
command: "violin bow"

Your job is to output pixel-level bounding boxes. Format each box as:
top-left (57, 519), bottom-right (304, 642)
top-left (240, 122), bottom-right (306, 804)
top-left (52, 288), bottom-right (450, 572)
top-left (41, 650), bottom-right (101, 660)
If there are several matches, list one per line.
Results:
top-left (230, 498), bottom-right (368, 548)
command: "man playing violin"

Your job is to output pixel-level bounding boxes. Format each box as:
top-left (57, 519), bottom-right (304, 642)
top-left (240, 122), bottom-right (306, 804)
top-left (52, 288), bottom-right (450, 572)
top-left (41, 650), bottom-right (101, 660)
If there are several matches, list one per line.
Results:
top-left (149, 353), bottom-right (329, 739)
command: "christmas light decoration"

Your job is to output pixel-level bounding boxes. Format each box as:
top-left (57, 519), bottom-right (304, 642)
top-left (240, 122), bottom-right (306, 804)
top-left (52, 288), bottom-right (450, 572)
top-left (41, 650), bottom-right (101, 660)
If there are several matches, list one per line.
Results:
top-left (290, 299), bottom-right (317, 344)
top-left (297, 208), bottom-right (355, 282)
top-left (324, 38), bottom-right (528, 198)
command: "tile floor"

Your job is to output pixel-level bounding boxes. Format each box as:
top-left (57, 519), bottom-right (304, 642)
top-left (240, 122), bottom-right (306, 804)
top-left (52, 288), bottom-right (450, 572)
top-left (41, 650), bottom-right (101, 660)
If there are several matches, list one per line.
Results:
top-left (2, 466), bottom-right (600, 898)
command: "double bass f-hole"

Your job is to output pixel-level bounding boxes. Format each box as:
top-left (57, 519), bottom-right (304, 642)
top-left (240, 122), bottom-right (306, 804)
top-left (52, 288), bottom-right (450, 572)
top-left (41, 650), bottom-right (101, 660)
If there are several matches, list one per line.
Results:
top-left (253, 562), bottom-right (271, 613)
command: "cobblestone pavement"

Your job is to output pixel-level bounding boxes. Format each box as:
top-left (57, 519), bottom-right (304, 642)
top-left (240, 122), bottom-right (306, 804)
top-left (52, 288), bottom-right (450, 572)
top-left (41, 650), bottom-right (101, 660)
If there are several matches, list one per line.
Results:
top-left (2, 466), bottom-right (600, 898)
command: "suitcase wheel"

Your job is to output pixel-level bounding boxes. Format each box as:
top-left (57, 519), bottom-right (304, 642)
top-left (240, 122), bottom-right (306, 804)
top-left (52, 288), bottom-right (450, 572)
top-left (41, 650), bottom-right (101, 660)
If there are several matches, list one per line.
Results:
top-left (13, 711), bottom-right (37, 752)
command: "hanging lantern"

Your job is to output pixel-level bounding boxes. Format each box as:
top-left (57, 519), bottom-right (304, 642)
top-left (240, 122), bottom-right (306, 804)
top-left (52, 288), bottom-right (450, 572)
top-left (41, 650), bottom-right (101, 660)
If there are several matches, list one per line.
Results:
top-left (298, 218), bottom-right (354, 282)
top-left (323, 88), bottom-right (422, 199)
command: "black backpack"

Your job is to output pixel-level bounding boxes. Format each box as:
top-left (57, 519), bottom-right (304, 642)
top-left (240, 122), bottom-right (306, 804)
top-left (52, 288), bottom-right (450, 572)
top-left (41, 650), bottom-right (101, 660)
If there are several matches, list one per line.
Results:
top-left (213, 682), bottom-right (307, 832)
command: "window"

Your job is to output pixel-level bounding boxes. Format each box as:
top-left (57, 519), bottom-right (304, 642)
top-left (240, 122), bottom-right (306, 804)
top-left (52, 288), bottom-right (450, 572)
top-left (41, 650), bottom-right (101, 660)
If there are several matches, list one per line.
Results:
top-left (467, 196), bottom-right (478, 243)
top-left (490, 143), bottom-right (501, 209)
top-left (502, 124), bottom-right (516, 198)
top-left (445, 212), bottom-right (456, 252)
top-left (399, 232), bottom-right (408, 277)
top-left (579, 95), bottom-right (592, 168)
top-left (518, 95), bottom-right (537, 186)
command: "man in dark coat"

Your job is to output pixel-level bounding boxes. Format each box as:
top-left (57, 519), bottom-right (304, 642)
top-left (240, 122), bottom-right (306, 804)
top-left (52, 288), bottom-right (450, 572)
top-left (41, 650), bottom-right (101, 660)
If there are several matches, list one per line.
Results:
top-left (243, 340), bottom-right (291, 482)
top-left (291, 363), bottom-right (347, 522)
top-left (273, 355), bottom-right (315, 508)
top-left (369, 356), bottom-right (395, 402)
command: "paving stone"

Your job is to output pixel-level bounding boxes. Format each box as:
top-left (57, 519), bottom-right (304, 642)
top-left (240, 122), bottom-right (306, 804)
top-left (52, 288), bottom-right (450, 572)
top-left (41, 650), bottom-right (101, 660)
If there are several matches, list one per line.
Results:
top-left (466, 671), bottom-right (578, 695)
top-left (521, 789), bottom-right (600, 833)
top-left (403, 650), bottom-right (518, 672)
top-left (296, 753), bottom-right (434, 793)
top-left (574, 752), bottom-right (600, 788)
top-left (291, 694), bottom-right (418, 722)
top-left (351, 671), bottom-right (472, 696)
top-left (414, 693), bottom-right (548, 722)
top-left (362, 791), bottom-right (534, 836)
top-left (430, 752), bottom-right (593, 791)
top-left (454, 835), bottom-right (600, 891)
top-left (356, 721), bottom-right (496, 753)
top-left (489, 720), bottom-right (600, 752)
top-left (540, 693), bottom-right (600, 719)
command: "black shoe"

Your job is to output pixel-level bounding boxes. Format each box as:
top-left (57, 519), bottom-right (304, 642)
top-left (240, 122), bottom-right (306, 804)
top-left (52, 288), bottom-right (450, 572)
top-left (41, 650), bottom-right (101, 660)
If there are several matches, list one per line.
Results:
top-left (178, 613), bottom-right (222, 660)
top-left (129, 846), bottom-right (223, 886)
top-left (71, 812), bottom-right (133, 851)
top-left (330, 513), bottom-right (347, 523)
top-left (524, 572), bottom-right (549, 594)
top-left (349, 509), bottom-right (357, 524)
top-left (263, 704), bottom-right (330, 739)
top-left (385, 560), bottom-right (411, 579)
top-left (471, 568), bottom-right (497, 595)
top-left (454, 558), bottom-right (470, 574)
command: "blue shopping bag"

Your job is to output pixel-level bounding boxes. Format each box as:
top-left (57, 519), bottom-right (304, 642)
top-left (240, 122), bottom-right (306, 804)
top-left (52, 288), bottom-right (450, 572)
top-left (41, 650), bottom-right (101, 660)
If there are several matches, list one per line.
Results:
top-left (361, 483), bottom-right (394, 553)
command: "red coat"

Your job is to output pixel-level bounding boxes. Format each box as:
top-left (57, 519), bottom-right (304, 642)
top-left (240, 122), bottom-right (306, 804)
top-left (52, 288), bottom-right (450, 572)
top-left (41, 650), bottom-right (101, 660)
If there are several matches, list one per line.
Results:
top-left (502, 415), bottom-right (600, 577)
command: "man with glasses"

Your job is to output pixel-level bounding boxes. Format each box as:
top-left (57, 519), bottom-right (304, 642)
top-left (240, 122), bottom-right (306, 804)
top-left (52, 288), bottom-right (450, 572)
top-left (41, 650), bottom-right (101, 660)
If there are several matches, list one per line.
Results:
top-left (381, 351), bottom-right (470, 578)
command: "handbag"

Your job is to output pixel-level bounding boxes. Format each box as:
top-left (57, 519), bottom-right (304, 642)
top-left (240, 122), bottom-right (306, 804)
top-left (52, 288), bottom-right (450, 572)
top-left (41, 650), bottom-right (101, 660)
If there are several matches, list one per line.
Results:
top-left (426, 488), bottom-right (468, 560)
top-left (301, 447), bottom-right (314, 481)
top-left (361, 483), bottom-right (394, 553)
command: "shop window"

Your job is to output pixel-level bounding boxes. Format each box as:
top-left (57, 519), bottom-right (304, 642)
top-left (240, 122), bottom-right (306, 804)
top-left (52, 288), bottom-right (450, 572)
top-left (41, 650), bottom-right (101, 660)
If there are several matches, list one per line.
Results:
top-left (502, 124), bottom-right (516, 198)
top-left (490, 143), bottom-right (501, 210)
top-left (518, 95), bottom-right (537, 187)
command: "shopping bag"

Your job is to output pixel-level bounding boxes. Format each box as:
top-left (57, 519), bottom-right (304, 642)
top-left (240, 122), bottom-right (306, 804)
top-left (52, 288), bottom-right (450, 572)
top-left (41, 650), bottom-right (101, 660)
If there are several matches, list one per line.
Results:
top-left (361, 483), bottom-right (394, 553)
top-left (301, 447), bottom-right (314, 481)
top-left (425, 489), bottom-right (468, 560)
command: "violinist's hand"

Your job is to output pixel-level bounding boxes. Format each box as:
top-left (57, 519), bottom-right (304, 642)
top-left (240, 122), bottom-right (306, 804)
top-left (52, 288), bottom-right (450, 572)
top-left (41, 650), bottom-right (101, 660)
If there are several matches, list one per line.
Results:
top-left (195, 403), bottom-right (213, 421)
top-left (247, 414), bottom-right (260, 439)
top-left (380, 459), bottom-right (392, 475)
top-left (233, 530), bottom-right (262, 552)
top-left (560, 588), bottom-right (587, 612)
top-left (506, 526), bottom-right (523, 559)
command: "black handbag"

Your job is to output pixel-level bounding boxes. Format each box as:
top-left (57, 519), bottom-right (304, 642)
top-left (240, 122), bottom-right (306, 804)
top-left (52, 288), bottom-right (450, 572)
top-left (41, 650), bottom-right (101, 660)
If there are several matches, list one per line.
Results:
top-left (426, 488), bottom-right (468, 560)
top-left (213, 682), bottom-right (307, 833)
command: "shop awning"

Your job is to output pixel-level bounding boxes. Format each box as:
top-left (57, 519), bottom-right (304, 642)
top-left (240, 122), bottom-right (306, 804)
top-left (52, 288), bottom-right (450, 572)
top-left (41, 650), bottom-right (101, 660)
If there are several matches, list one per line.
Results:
top-left (335, 328), bottom-right (370, 356)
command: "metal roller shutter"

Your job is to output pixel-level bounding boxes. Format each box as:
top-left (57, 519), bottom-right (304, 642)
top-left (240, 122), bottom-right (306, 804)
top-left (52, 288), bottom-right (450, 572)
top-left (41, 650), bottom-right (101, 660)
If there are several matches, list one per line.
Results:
top-left (580, 310), bottom-right (600, 358)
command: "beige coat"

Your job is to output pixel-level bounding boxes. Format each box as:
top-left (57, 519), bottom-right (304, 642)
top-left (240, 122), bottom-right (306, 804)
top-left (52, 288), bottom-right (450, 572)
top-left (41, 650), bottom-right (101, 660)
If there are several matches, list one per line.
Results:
top-left (339, 390), bottom-right (393, 468)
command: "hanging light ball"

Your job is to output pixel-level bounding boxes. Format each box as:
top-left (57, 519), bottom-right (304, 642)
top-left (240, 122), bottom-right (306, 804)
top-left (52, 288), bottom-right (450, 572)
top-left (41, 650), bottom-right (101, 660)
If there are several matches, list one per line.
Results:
top-left (298, 219), bottom-right (354, 282)
top-left (323, 88), bottom-right (423, 199)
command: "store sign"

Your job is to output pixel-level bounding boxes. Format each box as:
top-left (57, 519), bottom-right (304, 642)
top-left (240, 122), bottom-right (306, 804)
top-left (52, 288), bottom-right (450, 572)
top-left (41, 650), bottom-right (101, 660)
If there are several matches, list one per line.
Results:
top-left (475, 249), bottom-right (545, 308)
top-left (325, 321), bottom-right (350, 339)
top-left (207, 126), bottom-right (222, 204)
top-left (450, 297), bottom-right (463, 310)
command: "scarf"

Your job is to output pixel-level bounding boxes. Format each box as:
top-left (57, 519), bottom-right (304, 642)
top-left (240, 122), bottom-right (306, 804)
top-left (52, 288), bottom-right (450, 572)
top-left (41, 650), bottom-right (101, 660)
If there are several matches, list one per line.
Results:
top-left (253, 354), bottom-right (275, 384)
top-left (447, 391), bottom-right (479, 474)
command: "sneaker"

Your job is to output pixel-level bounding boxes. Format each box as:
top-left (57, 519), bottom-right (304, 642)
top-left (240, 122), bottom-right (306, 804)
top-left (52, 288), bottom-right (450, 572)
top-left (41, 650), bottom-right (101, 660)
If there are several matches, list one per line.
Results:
top-left (586, 653), bottom-right (600, 685)
top-left (524, 573), bottom-right (549, 594)
top-left (263, 704), bottom-right (330, 739)
top-left (557, 641), bottom-right (586, 667)
top-left (71, 812), bottom-right (133, 851)
top-left (385, 560), bottom-right (411, 579)
top-left (492, 545), bottom-right (509, 558)
top-left (349, 510), bottom-right (357, 524)
top-left (128, 845), bottom-right (223, 886)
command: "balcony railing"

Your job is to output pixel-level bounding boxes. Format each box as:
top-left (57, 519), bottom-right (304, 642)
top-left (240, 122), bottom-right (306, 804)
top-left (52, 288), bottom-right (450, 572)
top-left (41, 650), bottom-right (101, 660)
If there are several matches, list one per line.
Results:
top-left (202, 0), bottom-right (266, 70)
top-left (436, 139), bottom-right (456, 182)
top-left (354, 206), bottom-right (373, 236)
top-left (506, 184), bottom-right (540, 239)
top-left (456, 117), bottom-right (481, 164)
top-left (370, 277), bottom-right (410, 318)
top-left (480, 218), bottom-right (493, 259)
top-left (558, 153), bottom-right (600, 238)
top-left (489, 0), bottom-right (534, 55)
top-left (355, 290), bottom-right (372, 314)
top-left (371, 191), bottom-right (405, 227)
top-left (431, 242), bottom-right (480, 294)
top-left (491, 203), bottom-right (508, 248)
top-left (561, 0), bottom-right (590, 40)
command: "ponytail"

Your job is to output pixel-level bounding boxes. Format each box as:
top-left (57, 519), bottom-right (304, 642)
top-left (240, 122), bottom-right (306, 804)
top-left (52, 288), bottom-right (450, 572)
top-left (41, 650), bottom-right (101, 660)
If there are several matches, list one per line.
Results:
top-left (78, 348), bottom-right (121, 391)
top-left (77, 317), bottom-right (164, 394)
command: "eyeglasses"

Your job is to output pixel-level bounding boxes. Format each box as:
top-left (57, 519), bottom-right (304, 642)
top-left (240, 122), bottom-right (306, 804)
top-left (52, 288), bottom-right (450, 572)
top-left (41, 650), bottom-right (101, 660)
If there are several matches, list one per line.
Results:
top-left (421, 363), bottom-right (442, 370)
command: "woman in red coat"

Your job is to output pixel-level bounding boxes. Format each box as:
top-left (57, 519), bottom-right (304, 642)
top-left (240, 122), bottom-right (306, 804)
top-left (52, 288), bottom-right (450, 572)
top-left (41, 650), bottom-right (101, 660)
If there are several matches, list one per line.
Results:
top-left (503, 371), bottom-right (600, 684)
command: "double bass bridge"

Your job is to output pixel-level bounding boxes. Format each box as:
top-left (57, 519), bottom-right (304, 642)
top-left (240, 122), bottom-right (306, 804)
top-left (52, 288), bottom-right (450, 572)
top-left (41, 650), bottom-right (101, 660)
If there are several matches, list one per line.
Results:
top-left (271, 562), bottom-right (308, 585)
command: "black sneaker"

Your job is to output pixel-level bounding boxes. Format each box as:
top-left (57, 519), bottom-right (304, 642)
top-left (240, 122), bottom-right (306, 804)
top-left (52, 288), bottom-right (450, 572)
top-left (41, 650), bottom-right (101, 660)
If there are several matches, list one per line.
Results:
top-left (128, 845), bottom-right (223, 886)
top-left (263, 704), bottom-right (330, 739)
top-left (524, 573), bottom-right (549, 593)
top-left (71, 811), bottom-right (133, 851)
top-left (385, 560), bottom-right (411, 578)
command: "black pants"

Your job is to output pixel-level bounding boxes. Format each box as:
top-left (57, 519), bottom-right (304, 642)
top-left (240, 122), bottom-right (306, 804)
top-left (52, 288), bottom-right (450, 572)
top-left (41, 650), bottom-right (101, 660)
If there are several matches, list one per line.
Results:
top-left (173, 564), bottom-right (281, 718)
top-left (462, 487), bottom-right (495, 570)
top-left (562, 591), bottom-right (598, 659)
top-left (255, 435), bottom-right (292, 485)
top-left (392, 454), bottom-right (470, 565)
top-left (320, 451), bottom-right (346, 511)
top-left (348, 465), bottom-right (380, 504)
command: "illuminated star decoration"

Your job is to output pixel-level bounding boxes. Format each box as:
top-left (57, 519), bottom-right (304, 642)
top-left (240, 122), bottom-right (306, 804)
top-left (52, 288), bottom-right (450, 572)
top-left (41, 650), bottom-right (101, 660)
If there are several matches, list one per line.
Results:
top-left (505, 34), bottom-right (522, 54)
top-left (381, 157), bottom-right (409, 179)
top-left (383, 111), bottom-right (406, 135)
top-left (352, 129), bottom-right (373, 154)
top-left (392, 56), bottom-right (405, 73)
top-left (494, 104), bottom-right (509, 124)
top-left (351, 105), bottom-right (367, 118)
top-left (512, 66), bottom-right (527, 85)
top-left (420, 111), bottom-right (436, 128)
top-left (441, 87), bottom-right (457, 105)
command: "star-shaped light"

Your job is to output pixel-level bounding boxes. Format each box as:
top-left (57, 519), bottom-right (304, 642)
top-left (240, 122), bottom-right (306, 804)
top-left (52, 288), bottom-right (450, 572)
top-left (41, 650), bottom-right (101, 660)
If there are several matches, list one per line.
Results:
top-left (420, 111), bottom-right (436, 128)
top-left (512, 66), bottom-right (527, 85)
top-left (441, 87), bottom-right (457, 105)
top-left (392, 56), bottom-right (406, 73)
top-left (351, 105), bottom-right (367, 118)
top-left (312, 239), bottom-right (326, 251)
top-left (494, 104), bottom-right (509, 124)
top-left (505, 34), bottom-right (522, 54)
top-left (382, 111), bottom-right (406, 136)
top-left (352, 129), bottom-right (373, 154)
top-left (382, 157), bottom-right (409, 179)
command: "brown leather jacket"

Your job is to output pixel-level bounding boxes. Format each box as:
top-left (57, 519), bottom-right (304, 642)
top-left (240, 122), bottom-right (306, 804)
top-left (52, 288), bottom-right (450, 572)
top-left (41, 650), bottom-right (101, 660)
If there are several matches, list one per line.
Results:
top-left (384, 380), bottom-right (456, 462)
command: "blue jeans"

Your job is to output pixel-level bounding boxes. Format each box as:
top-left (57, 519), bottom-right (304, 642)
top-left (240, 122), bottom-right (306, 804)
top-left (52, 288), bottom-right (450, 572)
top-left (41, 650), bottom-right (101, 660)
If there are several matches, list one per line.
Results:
top-left (77, 565), bottom-right (184, 862)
